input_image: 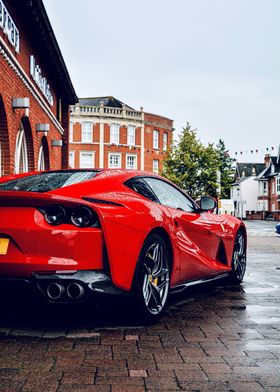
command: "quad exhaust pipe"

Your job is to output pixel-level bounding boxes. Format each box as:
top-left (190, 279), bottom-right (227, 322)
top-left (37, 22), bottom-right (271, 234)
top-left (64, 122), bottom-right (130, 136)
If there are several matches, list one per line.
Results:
top-left (46, 283), bottom-right (65, 301)
top-left (66, 283), bottom-right (84, 300)
top-left (45, 282), bottom-right (85, 301)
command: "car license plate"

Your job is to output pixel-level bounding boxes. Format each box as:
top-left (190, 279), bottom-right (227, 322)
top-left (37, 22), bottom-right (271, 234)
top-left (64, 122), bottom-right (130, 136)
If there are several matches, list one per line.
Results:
top-left (0, 238), bottom-right (9, 255)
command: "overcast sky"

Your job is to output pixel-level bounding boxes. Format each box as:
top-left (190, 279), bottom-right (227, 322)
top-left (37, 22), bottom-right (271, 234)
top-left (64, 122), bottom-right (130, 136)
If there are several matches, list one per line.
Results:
top-left (43, 0), bottom-right (280, 161)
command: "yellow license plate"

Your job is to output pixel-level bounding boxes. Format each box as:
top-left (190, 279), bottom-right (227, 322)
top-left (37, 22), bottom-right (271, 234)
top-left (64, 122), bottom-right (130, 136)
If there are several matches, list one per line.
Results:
top-left (0, 238), bottom-right (9, 255)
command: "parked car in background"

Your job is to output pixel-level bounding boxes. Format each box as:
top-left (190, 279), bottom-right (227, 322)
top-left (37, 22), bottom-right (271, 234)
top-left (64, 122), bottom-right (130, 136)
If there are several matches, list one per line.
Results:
top-left (276, 223), bottom-right (280, 235)
top-left (0, 169), bottom-right (247, 321)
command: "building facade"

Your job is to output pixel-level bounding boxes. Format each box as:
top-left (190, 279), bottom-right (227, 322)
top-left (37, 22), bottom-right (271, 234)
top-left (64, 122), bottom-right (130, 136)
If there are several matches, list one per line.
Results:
top-left (230, 162), bottom-right (265, 219)
top-left (0, 0), bottom-right (77, 176)
top-left (256, 152), bottom-right (280, 220)
top-left (69, 97), bottom-right (173, 173)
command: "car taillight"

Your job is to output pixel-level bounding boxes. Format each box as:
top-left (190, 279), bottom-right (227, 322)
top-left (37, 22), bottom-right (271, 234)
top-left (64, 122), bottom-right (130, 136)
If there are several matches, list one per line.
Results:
top-left (40, 205), bottom-right (100, 228)
top-left (71, 206), bottom-right (97, 228)
top-left (45, 205), bottom-right (66, 226)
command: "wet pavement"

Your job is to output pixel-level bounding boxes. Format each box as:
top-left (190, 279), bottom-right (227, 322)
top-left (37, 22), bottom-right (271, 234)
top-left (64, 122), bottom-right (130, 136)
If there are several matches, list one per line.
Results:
top-left (0, 220), bottom-right (279, 391)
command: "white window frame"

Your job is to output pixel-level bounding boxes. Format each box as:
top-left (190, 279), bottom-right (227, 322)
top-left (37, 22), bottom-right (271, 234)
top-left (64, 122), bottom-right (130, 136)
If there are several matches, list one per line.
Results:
top-left (15, 125), bottom-right (28, 174)
top-left (153, 159), bottom-right (159, 174)
top-left (69, 151), bottom-right (75, 168)
top-left (263, 181), bottom-right (268, 195)
top-left (153, 130), bottom-right (159, 149)
top-left (81, 122), bottom-right (93, 143)
top-left (127, 125), bottom-right (136, 146)
top-left (69, 122), bottom-right (74, 142)
top-left (108, 153), bottom-right (121, 169)
top-left (276, 177), bottom-right (280, 194)
top-left (163, 132), bottom-right (168, 151)
top-left (126, 154), bottom-right (137, 170)
top-left (79, 151), bottom-right (95, 169)
top-left (110, 123), bottom-right (120, 145)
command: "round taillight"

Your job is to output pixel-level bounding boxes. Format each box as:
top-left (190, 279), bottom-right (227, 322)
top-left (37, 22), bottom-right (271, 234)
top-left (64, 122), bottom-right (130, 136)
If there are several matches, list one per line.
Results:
top-left (45, 205), bottom-right (66, 226)
top-left (71, 206), bottom-right (97, 227)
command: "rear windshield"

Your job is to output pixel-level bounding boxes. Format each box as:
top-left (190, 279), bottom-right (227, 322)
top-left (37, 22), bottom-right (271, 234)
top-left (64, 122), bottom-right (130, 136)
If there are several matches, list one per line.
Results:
top-left (0, 171), bottom-right (99, 193)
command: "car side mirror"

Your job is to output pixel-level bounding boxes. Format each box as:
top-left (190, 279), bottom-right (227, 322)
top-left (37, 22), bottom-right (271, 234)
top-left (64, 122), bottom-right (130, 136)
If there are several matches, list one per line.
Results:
top-left (200, 196), bottom-right (216, 212)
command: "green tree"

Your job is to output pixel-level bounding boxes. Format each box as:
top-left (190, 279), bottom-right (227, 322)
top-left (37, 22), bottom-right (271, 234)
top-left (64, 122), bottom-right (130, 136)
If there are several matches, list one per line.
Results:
top-left (216, 139), bottom-right (235, 198)
top-left (161, 123), bottom-right (220, 199)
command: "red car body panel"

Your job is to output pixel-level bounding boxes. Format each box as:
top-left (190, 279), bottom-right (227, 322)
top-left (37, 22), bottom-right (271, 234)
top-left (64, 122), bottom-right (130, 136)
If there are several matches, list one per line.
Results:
top-left (0, 169), bottom-right (245, 293)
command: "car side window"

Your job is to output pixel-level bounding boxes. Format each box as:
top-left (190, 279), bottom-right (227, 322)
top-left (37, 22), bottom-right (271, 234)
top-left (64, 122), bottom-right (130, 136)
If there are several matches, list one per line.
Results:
top-left (125, 178), bottom-right (158, 202)
top-left (144, 178), bottom-right (195, 212)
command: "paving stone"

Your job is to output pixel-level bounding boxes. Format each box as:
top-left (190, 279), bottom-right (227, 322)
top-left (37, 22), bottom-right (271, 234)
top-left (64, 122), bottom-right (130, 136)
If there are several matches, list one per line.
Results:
top-left (0, 225), bottom-right (279, 391)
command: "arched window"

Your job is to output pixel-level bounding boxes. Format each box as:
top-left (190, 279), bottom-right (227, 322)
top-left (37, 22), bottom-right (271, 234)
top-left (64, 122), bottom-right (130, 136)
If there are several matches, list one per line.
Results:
top-left (0, 95), bottom-right (10, 176)
top-left (38, 145), bottom-right (45, 170)
top-left (15, 125), bottom-right (28, 174)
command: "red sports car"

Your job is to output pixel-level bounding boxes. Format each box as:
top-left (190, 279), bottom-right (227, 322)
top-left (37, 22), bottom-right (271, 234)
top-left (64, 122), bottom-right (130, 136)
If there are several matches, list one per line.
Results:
top-left (0, 169), bottom-right (246, 321)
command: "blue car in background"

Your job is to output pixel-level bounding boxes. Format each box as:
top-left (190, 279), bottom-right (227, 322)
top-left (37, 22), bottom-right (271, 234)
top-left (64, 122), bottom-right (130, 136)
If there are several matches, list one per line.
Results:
top-left (276, 223), bottom-right (280, 234)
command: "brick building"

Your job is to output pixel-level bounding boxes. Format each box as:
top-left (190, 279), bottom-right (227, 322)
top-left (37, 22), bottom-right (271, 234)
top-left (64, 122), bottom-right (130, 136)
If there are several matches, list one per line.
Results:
top-left (69, 97), bottom-right (173, 173)
top-left (0, 0), bottom-right (77, 176)
top-left (255, 151), bottom-right (280, 220)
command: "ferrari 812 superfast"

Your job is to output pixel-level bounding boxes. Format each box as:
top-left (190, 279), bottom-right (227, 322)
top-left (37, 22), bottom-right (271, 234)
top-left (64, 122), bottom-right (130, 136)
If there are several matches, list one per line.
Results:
top-left (0, 169), bottom-right (246, 321)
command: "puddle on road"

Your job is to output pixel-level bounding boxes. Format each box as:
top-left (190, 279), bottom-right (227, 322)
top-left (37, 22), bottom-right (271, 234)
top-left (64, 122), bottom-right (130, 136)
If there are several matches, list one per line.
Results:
top-left (245, 304), bottom-right (280, 324)
top-left (243, 284), bottom-right (279, 294)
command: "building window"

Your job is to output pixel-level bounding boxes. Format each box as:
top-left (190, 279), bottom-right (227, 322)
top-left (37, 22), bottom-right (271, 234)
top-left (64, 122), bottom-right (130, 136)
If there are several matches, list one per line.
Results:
top-left (263, 181), bottom-right (268, 195)
top-left (110, 123), bottom-right (120, 145)
top-left (69, 151), bottom-right (75, 168)
top-left (69, 122), bottom-right (73, 142)
top-left (153, 130), bottom-right (159, 149)
top-left (163, 132), bottom-right (168, 151)
top-left (38, 145), bottom-right (45, 171)
top-left (153, 159), bottom-right (159, 174)
top-left (15, 125), bottom-right (28, 174)
top-left (109, 153), bottom-right (121, 168)
top-left (126, 154), bottom-right (137, 169)
top-left (79, 151), bottom-right (94, 168)
top-left (277, 177), bottom-right (280, 194)
top-left (127, 125), bottom-right (136, 146)
top-left (82, 122), bottom-right (92, 143)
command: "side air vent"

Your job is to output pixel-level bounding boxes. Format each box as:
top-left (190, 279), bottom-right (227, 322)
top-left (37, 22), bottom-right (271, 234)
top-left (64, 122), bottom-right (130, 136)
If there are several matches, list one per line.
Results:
top-left (216, 240), bottom-right (227, 265)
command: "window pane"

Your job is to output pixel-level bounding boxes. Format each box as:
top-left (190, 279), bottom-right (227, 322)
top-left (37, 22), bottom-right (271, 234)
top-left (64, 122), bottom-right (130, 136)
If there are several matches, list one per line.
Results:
top-left (126, 155), bottom-right (137, 169)
top-left (144, 178), bottom-right (195, 212)
top-left (69, 122), bottom-right (73, 142)
top-left (69, 151), bottom-right (75, 168)
top-left (153, 130), bottom-right (159, 149)
top-left (163, 133), bottom-right (167, 151)
top-left (153, 159), bottom-right (159, 174)
top-left (127, 125), bottom-right (135, 146)
top-left (109, 154), bottom-right (121, 168)
top-left (0, 171), bottom-right (99, 192)
top-left (80, 152), bottom-right (94, 168)
top-left (110, 124), bottom-right (120, 144)
top-left (125, 178), bottom-right (158, 202)
top-left (82, 123), bottom-right (92, 143)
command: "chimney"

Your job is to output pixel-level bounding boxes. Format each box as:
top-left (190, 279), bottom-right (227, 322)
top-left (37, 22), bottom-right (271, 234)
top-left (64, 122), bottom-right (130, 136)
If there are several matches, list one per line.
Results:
top-left (264, 154), bottom-right (270, 167)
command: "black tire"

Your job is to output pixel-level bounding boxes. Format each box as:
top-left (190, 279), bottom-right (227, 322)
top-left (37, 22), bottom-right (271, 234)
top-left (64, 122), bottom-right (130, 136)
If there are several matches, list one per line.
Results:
top-left (230, 230), bottom-right (247, 283)
top-left (133, 233), bottom-right (171, 323)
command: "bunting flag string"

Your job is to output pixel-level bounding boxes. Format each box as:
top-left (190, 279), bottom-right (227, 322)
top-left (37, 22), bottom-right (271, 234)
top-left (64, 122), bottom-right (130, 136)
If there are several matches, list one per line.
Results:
top-left (232, 145), bottom-right (279, 156)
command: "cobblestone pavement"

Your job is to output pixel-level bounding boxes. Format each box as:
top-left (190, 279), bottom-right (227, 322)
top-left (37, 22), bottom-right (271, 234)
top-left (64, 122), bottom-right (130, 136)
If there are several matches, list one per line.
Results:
top-left (0, 221), bottom-right (279, 391)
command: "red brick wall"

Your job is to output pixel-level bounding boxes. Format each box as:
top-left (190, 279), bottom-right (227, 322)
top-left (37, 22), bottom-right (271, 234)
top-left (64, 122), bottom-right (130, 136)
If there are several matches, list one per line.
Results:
top-left (69, 113), bottom-right (173, 172)
top-left (0, 1), bottom-right (71, 175)
top-left (144, 112), bottom-right (173, 173)
top-left (1, 1), bottom-right (60, 116)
